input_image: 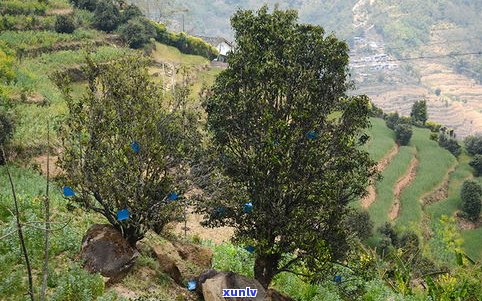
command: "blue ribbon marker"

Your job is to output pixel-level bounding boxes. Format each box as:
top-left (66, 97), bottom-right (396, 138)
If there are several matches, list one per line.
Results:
top-left (131, 141), bottom-right (140, 153)
top-left (167, 192), bottom-right (178, 201)
top-left (334, 275), bottom-right (342, 283)
top-left (63, 186), bottom-right (76, 197)
top-left (245, 246), bottom-right (255, 253)
top-left (306, 130), bottom-right (318, 140)
top-left (243, 202), bottom-right (253, 213)
top-left (117, 209), bottom-right (130, 221)
top-left (187, 280), bottom-right (197, 291)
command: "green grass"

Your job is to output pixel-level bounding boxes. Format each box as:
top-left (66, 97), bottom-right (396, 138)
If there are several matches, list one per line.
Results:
top-left (396, 127), bottom-right (457, 229)
top-left (461, 228), bottom-right (482, 260)
top-left (151, 42), bottom-right (209, 66)
top-left (368, 146), bottom-right (415, 230)
top-left (427, 153), bottom-right (472, 219)
top-left (365, 118), bottom-right (396, 162)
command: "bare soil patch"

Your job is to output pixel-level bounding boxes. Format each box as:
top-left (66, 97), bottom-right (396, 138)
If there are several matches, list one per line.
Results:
top-left (33, 155), bottom-right (62, 177)
top-left (422, 165), bottom-right (456, 206)
top-left (389, 156), bottom-right (419, 221)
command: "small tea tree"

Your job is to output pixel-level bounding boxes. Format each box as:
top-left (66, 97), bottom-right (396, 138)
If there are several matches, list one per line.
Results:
top-left (460, 180), bottom-right (482, 222)
top-left (410, 100), bottom-right (427, 125)
top-left (197, 6), bottom-right (377, 288)
top-left (56, 56), bottom-right (198, 246)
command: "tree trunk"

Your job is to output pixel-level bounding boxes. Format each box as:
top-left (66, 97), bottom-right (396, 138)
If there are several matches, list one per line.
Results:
top-left (254, 253), bottom-right (281, 289)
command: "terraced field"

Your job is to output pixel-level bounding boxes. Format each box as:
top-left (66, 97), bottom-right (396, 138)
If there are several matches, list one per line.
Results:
top-left (363, 119), bottom-right (481, 259)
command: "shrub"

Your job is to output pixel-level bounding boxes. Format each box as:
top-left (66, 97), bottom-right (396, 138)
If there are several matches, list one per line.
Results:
top-left (426, 120), bottom-right (442, 133)
top-left (0, 110), bottom-right (14, 146)
top-left (395, 123), bottom-right (412, 145)
top-left (469, 155), bottom-right (482, 177)
top-left (439, 134), bottom-right (461, 157)
top-left (51, 264), bottom-right (104, 301)
top-left (120, 4), bottom-right (143, 23)
top-left (384, 112), bottom-right (399, 130)
top-left (0, 49), bottom-right (15, 84)
top-left (92, 0), bottom-right (120, 32)
top-left (460, 180), bottom-right (482, 222)
top-left (464, 135), bottom-right (482, 155)
top-left (70, 0), bottom-right (98, 12)
top-left (118, 18), bottom-right (156, 49)
top-left (410, 99), bottom-right (427, 125)
top-left (0, 1), bottom-right (47, 16)
top-left (54, 14), bottom-right (77, 34)
top-left (345, 210), bottom-right (374, 241)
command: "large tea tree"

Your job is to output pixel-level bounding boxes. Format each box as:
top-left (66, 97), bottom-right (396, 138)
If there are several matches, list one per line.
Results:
top-left (198, 6), bottom-right (377, 288)
top-left (56, 56), bottom-right (200, 247)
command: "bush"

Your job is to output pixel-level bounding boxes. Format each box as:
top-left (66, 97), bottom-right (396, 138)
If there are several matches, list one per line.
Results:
top-left (464, 135), bottom-right (482, 155)
top-left (345, 210), bottom-right (374, 241)
top-left (0, 49), bottom-right (15, 84)
top-left (439, 134), bottom-right (462, 157)
top-left (426, 120), bottom-right (442, 133)
top-left (92, 0), bottom-right (120, 32)
top-left (51, 264), bottom-right (105, 301)
top-left (118, 18), bottom-right (156, 49)
top-left (460, 180), bottom-right (482, 222)
top-left (395, 123), bottom-right (412, 145)
top-left (0, 110), bottom-right (14, 146)
top-left (0, 1), bottom-right (47, 16)
top-left (410, 100), bottom-right (427, 125)
top-left (120, 4), bottom-right (143, 23)
top-left (54, 14), bottom-right (77, 34)
top-left (469, 155), bottom-right (482, 177)
top-left (70, 0), bottom-right (98, 12)
top-left (384, 112), bottom-right (399, 130)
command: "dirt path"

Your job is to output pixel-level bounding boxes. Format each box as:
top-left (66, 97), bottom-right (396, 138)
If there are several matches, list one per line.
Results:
top-left (389, 156), bottom-right (419, 221)
top-left (361, 144), bottom-right (400, 208)
top-left (422, 164), bottom-right (457, 207)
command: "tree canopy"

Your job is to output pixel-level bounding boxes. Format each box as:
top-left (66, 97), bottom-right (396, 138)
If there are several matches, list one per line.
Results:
top-left (197, 6), bottom-right (377, 288)
top-left (56, 56), bottom-right (200, 246)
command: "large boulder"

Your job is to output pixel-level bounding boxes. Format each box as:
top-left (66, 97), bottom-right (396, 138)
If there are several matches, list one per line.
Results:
top-left (80, 224), bottom-right (139, 282)
top-left (201, 271), bottom-right (267, 301)
top-left (151, 245), bottom-right (183, 285)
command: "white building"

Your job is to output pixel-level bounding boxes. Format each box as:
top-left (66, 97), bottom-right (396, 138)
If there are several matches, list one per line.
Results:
top-left (196, 36), bottom-right (233, 62)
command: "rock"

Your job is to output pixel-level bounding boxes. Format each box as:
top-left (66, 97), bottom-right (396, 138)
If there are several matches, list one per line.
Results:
top-left (174, 242), bottom-right (213, 268)
top-left (80, 224), bottom-right (139, 282)
top-left (201, 271), bottom-right (266, 301)
top-left (151, 245), bottom-right (183, 285)
top-left (265, 289), bottom-right (295, 301)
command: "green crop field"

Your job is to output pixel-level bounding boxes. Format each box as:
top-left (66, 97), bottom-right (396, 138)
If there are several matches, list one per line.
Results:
top-left (396, 127), bottom-right (456, 229)
top-left (365, 118), bottom-right (396, 162)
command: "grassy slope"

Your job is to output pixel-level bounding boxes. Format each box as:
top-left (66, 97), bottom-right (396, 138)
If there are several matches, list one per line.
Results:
top-left (365, 118), bottom-right (396, 162)
top-left (396, 127), bottom-right (456, 229)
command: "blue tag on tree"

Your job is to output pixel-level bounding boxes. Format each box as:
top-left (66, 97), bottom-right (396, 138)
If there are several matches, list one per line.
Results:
top-left (63, 186), bottom-right (76, 197)
top-left (117, 209), bottom-right (130, 221)
top-left (130, 141), bottom-right (140, 153)
top-left (243, 202), bottom-right (253, 213)
top-left (334, 275), bottom-right (342, 283)
top-left (306, 130), bottom-right (318, 140)
top-left (245, 246), bottom-right (255, 253)
top-left (187, 280), bottom-right (197, 291)
top-left (167, 192), bottom-right (178, 201)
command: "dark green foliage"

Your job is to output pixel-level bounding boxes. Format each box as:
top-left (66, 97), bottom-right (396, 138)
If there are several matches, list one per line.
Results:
top-left (460, 180), bottom-right (482, 222)
top-left (50, 264), bottom-right (104, 301)
top-left (197, 6), bottom-right (376, 288)
top-left (410, 100), bottom-right (427, 126)
top-left (369, 102), bottom-right (384, 118)
top-left (118, 18), bottom-right (156, 49)
top-left (121, 4), bottom-right (143, 23)
top-left (439, 134), bottom-right (461, 157)
top-left (469, 155), bottom-right (482, 177)
top-left (70, 0), bottom-right (99, 12)
top-left (0, 110), bottom-right (14, 146)
top-left (345, 210), bottom-right (374, 241)
top-left (54, 15), bottom-right (77, 34)
top-left (385, 112), bottom-right (399, 130)
top-left (92, 0), bottom-right (120, 32)
top-left (152, 22), bottom-right (218, 59)
top-left (395, 124), bottom-right (412, 146)
top-left (0, 1), bottom-right (47, 16)
top-left (55, 56), bottom-right (199, 246)
top-left (464, 135), bottom-right (482, 155)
